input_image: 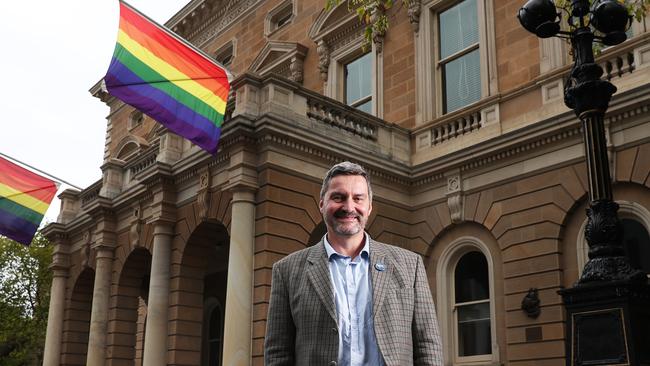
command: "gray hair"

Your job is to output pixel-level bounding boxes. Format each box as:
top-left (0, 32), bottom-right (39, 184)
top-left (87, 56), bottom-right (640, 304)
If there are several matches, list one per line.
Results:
top-left (320, 161), bottom-right (373, 200)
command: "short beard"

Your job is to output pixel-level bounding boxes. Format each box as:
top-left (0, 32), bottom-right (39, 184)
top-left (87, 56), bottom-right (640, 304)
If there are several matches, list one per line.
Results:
top-left (328, 209), bottom-right (363, 236)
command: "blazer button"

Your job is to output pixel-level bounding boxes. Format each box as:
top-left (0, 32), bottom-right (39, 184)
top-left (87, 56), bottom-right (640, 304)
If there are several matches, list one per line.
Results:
top-left (331, 327), bottom-right (338, 333)
top-left (329, 362), bottom-right (337, 366)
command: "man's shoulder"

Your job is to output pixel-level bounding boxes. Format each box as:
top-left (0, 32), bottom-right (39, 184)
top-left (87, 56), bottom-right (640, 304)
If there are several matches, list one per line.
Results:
top-left (372, 240), bottom-right (421, 260)
top-left (273, 244), bottom-right (320, 271)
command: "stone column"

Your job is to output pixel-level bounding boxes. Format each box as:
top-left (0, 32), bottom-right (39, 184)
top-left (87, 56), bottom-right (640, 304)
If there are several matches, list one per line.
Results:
top-left (43, 266), bottom-right (69, 366)
top-left (86, 246), bottom-right (114, 365)
top-left (142, 223), bottom-right (173, 366)
top-left (222, 189), bottom-right (256, 366)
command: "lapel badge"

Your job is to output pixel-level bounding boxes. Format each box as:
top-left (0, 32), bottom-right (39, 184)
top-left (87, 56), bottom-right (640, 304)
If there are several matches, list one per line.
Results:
top-left (374, 263), bottom-right (386, 272)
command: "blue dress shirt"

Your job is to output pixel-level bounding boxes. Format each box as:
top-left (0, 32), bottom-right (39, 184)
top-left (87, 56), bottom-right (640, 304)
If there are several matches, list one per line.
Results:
top-left (324, 234), bottom-right (384, 366)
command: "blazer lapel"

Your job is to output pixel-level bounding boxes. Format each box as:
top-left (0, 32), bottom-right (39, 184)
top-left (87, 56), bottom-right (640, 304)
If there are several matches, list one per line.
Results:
top-left (306, 240), bottom-right (337, 322)
top-left (370, 240), bottom-right (393, 318)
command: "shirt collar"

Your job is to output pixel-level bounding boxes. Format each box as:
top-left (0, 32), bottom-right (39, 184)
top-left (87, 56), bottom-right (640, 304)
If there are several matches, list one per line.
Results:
top-left (323, 233), bottom-right (370, 260)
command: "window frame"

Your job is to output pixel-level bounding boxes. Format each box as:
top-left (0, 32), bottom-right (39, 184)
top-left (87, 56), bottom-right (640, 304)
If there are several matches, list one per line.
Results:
top-left (309, 0), bottom-right (383, 117)
top-left (328, 37), bottom-right (383, 116)
top-left (214, 40), bottom-right (236, 68)
top-left (343, 52), bottom-right (373, 113)
top-left (265, 0), bottom-right (295, 37)
top-left (415, 0), bottom-right (497, 123)
top-left (436, 237), bottom-right (499, 365)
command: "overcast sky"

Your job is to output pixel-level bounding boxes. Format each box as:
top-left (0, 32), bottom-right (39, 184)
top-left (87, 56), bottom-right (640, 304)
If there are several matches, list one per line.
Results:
top-left (1, 0), bottom-right (189, 224)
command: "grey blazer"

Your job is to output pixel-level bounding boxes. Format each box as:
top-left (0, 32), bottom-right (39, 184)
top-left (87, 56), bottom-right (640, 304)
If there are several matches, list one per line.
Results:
top-left (264, 238), bottom-right (443, 366)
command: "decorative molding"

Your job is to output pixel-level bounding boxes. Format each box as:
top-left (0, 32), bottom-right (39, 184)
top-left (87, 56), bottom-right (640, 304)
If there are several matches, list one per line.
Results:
top-left (317, 40), bottom-right (330, 83)
top-left (129, 203), bottom-right (144, 248)
top-left (173, 0), bottom-right (264, 48)
top-left (408, 0), bottom-right (422, 33)
top-left (249, 41), bottom-right (308, 84)
top-left (459, 125), bottom-right (582, 172)
top-left (446, 173), bottom-right (464, 224)
top-left (521, 288), bottom-right (541, 318)
top-left (197, 168), bottom-right (212, 221)
top-left (80, 229), bottom-right (93, 269)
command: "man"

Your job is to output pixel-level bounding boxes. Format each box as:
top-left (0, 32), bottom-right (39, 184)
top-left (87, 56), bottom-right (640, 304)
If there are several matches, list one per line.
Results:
top-left (265, 161), bottom-right (443, 365)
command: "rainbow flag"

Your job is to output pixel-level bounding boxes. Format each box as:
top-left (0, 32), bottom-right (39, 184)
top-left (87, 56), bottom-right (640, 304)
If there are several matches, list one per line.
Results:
top-left (104, 1), bottom-right (231, 154)
top-left (0, 156), bottom-right (58, 245)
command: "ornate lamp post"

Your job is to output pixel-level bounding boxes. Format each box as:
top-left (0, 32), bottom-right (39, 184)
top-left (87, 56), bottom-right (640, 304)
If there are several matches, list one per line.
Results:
top-left (517, 1), bottom-right (650, 365)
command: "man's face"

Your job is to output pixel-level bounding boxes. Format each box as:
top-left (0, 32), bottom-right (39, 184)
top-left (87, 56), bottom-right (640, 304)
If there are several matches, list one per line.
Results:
top-left (319, 174), bottom-right (372, 238)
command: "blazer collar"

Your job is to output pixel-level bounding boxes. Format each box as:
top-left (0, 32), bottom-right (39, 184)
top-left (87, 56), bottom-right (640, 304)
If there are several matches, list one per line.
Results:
top-left (306, 237), bottom-right (394, 321)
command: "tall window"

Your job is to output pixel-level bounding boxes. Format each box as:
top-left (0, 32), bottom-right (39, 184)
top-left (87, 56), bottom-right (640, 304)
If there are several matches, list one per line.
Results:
top-left (454, 251), bottom-right (491, 358)
top-left (344, 53), bottom-right (372, 113)
top-left (438, 0), bottom-right (481, 113)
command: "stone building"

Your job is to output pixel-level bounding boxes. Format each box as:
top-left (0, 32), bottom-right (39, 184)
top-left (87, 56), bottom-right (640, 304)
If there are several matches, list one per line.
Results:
top-left (41, 0), bottom-right (650, 365)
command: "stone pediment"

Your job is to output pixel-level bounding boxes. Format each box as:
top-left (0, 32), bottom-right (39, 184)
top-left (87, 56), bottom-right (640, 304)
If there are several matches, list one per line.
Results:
top-left (308, 1), bottom-right (362, 43)
top-left (248, 41), bottom-right (308, 84)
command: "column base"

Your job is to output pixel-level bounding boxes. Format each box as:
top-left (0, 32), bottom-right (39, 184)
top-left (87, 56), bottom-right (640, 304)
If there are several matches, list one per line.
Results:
top-left (559, 280), bottom-right (650, 366)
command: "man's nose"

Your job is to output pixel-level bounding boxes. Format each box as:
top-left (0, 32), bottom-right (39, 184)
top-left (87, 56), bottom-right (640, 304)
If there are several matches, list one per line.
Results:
top-left (342, 197), bottom-right (355, 211)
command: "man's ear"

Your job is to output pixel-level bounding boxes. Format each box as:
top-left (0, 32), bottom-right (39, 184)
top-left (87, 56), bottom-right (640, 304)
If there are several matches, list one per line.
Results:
top-left (319, 198), bottom-right (324, 211)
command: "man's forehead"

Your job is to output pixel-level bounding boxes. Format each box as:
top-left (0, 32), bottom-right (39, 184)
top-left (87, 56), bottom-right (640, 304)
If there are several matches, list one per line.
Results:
top-left (326, 175), bottom-right (369, 192)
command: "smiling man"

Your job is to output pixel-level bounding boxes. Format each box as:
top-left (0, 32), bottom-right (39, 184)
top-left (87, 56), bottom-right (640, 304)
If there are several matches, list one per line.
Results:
top-left (264, 161), bottom-right (443, 366)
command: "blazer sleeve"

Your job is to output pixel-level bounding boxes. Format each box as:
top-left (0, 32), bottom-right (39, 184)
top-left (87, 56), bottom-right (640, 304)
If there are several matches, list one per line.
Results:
top-left (412, 255), bottom-right (444, 365)
top-left (264, 261), bottom-right (296, 366)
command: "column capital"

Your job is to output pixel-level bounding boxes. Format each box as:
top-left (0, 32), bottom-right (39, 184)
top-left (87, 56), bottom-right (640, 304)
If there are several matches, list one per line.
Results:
top-left (223, 147), bottom-right (259, 193)
top-left (142, 163), bottom-right (177, 225)
top-left (152, 221), bottom-right (175, 236)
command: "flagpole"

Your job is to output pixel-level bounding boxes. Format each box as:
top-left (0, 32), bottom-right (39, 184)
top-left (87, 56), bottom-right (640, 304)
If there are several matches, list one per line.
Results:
top-left (118, 0), bottom-right (234, 83)
top-left (0, 152), bottom-right (83, 190)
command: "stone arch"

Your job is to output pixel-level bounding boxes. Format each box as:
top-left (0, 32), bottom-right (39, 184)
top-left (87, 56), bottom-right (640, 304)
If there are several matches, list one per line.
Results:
top-left (106, 247), bottom-right (152, 366)
top-left (60, 267), bottom-right (95, 366)
top-left (168, 220), bottom-right (230, 365)
top-left (561, 182), bottom-right (650, 286)
top-left (113, 135), bottom-right (149, 161)
top-left (425, 222), bottom-right (506, 365)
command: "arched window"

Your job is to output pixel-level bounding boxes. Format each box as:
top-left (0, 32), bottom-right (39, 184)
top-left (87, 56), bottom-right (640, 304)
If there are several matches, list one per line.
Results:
top-left (454, 251), bottom-right (491, 357)
top-left (437, 237), bottom-right (499, 365)
top-left (202, 298), bottom-right (224, 366)
top-left (577, 201), bottom-right (650, 277)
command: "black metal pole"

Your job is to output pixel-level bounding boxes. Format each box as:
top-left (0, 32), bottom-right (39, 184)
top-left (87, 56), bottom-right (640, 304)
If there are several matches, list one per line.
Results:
top-left (518, 1), bottom-right (650, 364)
top-left (562, 2), bottom-right (644, 284)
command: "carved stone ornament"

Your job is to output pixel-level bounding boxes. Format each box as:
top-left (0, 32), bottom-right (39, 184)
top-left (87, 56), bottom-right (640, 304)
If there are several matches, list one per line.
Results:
top-left (370, 6), bottom-right (386, 53)
top-left (317, 40), bottom-right (330, 82)
top-left (249, 41), bottom-right (308, 83)
top-left (81, 230), bottom-right (92, 269)
top-left (130, 205), bottom-right (143, 248)
top-left (446, 174), bottom-right (464, 224)
top-left (578, 200), bottom-right (646, 285)
top-left (521, 288), bottom-right (541, 318)
top-left (197, 170), bottom-right (212, 221)
top-left (408, 0), bottom-right (422, 33)
top-left (290, 56), bottom-right (304, 83)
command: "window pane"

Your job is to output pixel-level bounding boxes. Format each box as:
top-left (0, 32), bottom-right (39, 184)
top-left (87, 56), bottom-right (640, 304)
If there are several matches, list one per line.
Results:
top-left (354, 100), bottom-right (373, 114)
top-left (458, 303), bottom-right (491, 356)
top-left (439, 0), bottom-right (478, 59)
top-left (455, 250), bottom-right (489, 303)
top-left (345, 53), bottom-right (372, 107)
top-left (621, 218), bottom-right (650, 274)
top-left (443, 48), bottom-right (481, 113)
